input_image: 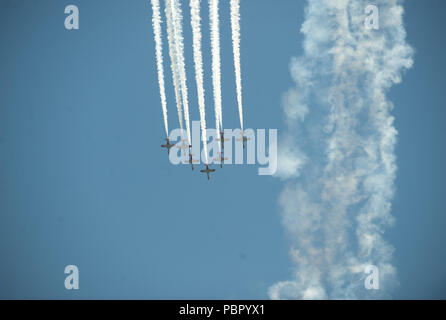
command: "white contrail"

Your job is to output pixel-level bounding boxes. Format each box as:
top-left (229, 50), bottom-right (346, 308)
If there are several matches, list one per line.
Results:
top-left (165, 0), bottom-right (183, 132)
top-left (209, 0), bottom-right (223, 145)
top-left (230, 0), bottom-right (243, 131)
top-left (170, 0), bottom-right (192, 145)
top-left (150, 0), bottom-right (169, 137)
top-left (190, 0), bottom-right (208, 164)
top-left (270, 0), bottom-right (413, 299)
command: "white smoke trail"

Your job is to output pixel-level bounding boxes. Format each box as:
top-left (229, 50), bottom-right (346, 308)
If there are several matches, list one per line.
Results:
top-left (190, 0), bottom-right (208, 163)
top-left (150, 0), bottom-right (169, 137)
top-left (170, 0), bottom-right (192, 145)
top-left (270, 0), bottom-right (413, 299)
top-left (209, 0), bottom-right (223, 145)
top-left (165, 0), bottom-right (183, 132)
top-left (230, 0), bottom-right (243, 131)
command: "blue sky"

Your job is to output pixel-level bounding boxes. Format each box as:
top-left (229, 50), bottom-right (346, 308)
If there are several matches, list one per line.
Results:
top-left (0, 0), bottom-right (445, 299)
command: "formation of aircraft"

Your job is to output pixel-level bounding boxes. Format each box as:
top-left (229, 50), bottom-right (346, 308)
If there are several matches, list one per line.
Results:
top-left (151, 0), bottom-right (247, 182)
top-left (160, 131), bottom-right (247, 180)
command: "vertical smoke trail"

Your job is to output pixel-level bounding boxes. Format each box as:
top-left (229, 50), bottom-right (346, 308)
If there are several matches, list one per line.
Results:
top-left (209, 0), bottom-right (223, 145)
top-left (150, 0), bottom-right (169, 137)
top-left (230, 0), bottom-right (243, 131)
top-left (170, 0), bottom-right (192, 145)
top-left (165, 0), bottom-right (183, 132)
top-left (190, 0), bottom-right (209, 164)
top-left (270, 0), bottom-right (413, 299)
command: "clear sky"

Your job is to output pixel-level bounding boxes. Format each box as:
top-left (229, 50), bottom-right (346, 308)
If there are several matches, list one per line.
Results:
top-left (0, 0), bottom-right (445, 299)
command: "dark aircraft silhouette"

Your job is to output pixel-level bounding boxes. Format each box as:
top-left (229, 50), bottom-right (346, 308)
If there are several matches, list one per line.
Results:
top-left (200, 164), bottom-right (215, 180)
top-left (213, 151), bottom-right (228, 168)
top-left (216, 131), bottom-right (229, 149)
top-left (236, 132), bottom-right (250, 149)
top-left (188, 153), bottom-right (199, 170)
top-left (161, 138), bottom-right (175, 155)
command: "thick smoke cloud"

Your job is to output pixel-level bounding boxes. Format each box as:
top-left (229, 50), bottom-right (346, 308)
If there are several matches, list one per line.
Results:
top-left (270, 0), bottom-right (413, 299)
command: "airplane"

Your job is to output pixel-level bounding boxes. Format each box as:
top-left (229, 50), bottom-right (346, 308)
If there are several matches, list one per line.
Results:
top-left (236, 131), bottom-right (251, 149)
top-left (188, 153), bottom-right (199, 170)
top-left (216, 131), bottom-right (229, 149)
top-left (200, 164), bottom-right (215, 180)
top-left (161, 138), bottom-right (175, 155)
top-left (176, 139), bottom-right (192, 156)
top-left (213, 151), bottom-right (228, 168)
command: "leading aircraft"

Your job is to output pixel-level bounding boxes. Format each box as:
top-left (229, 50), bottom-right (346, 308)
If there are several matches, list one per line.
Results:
top-left (200, 164), bottom-right (215, 180)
